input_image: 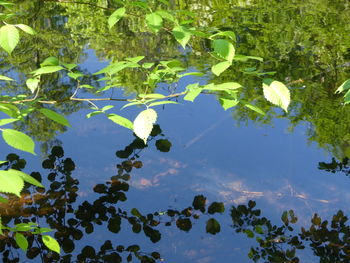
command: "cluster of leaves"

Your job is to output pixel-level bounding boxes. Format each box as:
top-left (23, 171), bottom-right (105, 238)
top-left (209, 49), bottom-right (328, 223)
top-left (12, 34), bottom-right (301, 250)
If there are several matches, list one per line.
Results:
top-left (231, 201), bottom-right (350, 262)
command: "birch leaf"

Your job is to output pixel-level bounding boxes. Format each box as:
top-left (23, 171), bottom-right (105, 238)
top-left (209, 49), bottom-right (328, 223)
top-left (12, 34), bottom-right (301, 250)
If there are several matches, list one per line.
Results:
top-left (133, 109), bottom-right (157, 144)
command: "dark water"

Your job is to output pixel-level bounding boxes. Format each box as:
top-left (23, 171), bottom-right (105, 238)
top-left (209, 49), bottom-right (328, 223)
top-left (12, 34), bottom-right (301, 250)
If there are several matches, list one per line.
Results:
top-left (1, 0), bottom-right (350, 262)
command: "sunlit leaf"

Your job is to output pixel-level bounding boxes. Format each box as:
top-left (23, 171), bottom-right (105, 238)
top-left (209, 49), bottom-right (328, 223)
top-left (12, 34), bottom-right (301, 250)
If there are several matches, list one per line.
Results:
top-left (0, 170), bottom-right (24, 196)
top-left (7, 169), bottom-right (43, 188)
top-left (148, 101), bottom-right (178, 107)
top-left (121, 101), bottom-right (144, 110)
top-left (133, 109), bottom-right (157, 144)
top-left (335, 79), bottom-right (350, 94)
top-left (211, 61), bottom-right (231, 76)
top-left (15, 233), bottom-right (28, 251)
top-left (60, 62), bottom-right (77, 70)
top-left (0, 75), bottom-right (13, 81)
top-left (32, 66), bottom-right (64, 76)
top-left (178, 72), bottom-right (204, 78)
top-left (39, 108), bottom-right (71, 127)
top-left (213, 39), bottom-right (235, 62)
top-left (108, 113), bottom-right (133, 130)
top-left (126, 56), bottom-right (145, 63)
top-left (67, 72), bottom-right (84, 80)
top-left (26, 77), bottom-right (40, 93)
top-left (209, 31), bottom-right (236, 41)
top-left (40, 56), bottom-right (59, 67)
top-left (146, 13), bottom-right (163, 33)
top-left (2, 129), bottom-right (35, 154)
top-left (262, 79), bottom-right (290, 112)
top-left (155, 10), bottom-right (175, 22)
top-left (172, 25), bottom-right (191, 49)
top-left (0, 103), bottom-right (19, 118)
top-left (219, 98), bottom-right (239, 110)
top-left (204, 82), bottom-right (241, 91)
top-left (138, 93), bottom-right (165, 99)
top-left (108, 7), bottom-right (126, 29)
top-left (0, 118), bottom-right (17, 126)
top-left (233, 54), bottom-right (263, 62)
top-left (184, 83), bottom-right (202, 102)
top-left (15, 24), bottom-right (35, 35)
top-left (244, 103), bottom-right (266, 115)
top-left (0, 24), bottom-right (19, 54)
top-left (42, 235), bottom-right (60, 254)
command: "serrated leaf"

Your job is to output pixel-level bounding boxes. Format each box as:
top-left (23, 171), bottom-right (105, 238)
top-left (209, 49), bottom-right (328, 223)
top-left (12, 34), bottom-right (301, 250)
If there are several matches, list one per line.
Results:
top-left (42, 235), bottom-right (60, 254)
top-left (0, 75), bottom-right (14, 81)
top-left (262, 79), bottom-right (290, 112)
top-left (220, 98), bottom-right (239, 110)
top-left (40, 56), bottom-right (59, 67)
top-left (172, 25), bottom-right (191, 49)
top-left (184, 83), bottom-right (202, 102)
top-left (108, 7), bottom-right (126, 29)
top-left (39, 108), bottom-right (71, 127)
top-left (2, 129), bottom-right (35, 154)
top-left (26, 77), bottom-right (40, 93)
top-left (335, 79), bottom-right (350, 94)
top-left (15, 233), bottom-right (28, 251)
top-left (108, 113), bottom-right (133, 130)
top-left (148, 101), bottom-right (178, 107)
top-left (0, 118), bottom-right (17, 126)
top-left (32, 66), bottom-right (64, 76)
top-left (15, 24), bottom-right (35, 35)
top-left (213, 39), bottom-right (235, 62)
top-left (133, 109), bottom-right (157, 144)
top-left (211, 61), bottom-right (231, 76)
top-left (7, 169), bottom-right (43, 188)
top-left (146, 13), bottom-right (163, 33)
top-left (0, 170), bottom-right (24, 196)
top-left (0, 24), bottom-right (19, 54)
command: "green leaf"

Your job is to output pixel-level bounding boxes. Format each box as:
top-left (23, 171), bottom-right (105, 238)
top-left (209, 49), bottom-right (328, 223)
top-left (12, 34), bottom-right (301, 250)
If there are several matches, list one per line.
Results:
top-left (148, 101), bottom-right (178, 107)
top-left (0, 75), bottom-right (14, 81)
top-left (155, 10), bottom-right (175, 22)
top-left (213, 39), bottom-right (235, 62)
top-left (209, 30), bottom-right (236, 41)
top-left (26, 77), bottom-right (40, 93)
top-left (211, 61), bottom-right (231, 76)
top-left (40, 56), bottom-right (59, 67)
top-left (0, 24), bottom-right (19, 54)
top-left (2, 129), bottom-right (35, 154)
top-left (108, 7), bottom-right (126, 29)
top-left (0, 118), bottom-right (17, 126)
top-left (219, 98), bottom-right (239, 110)
top-left (146, 13), bottom-right (163, 33)
top-left (60, 62), bottom-right (77, 70)
top-left (0, 103), bottom-right (19, 118)
top-left (32, 66), bottom-right (64, 76)
top-left (206, 218), bottom-right (221, 235)
top-left (42, 235), bottom-right (60, 254)
top-left (244, 229), bottom-right (255, 238)
top-left (15, 233), bottom-right (28, 251)
top-left (142, 62), bottom-right (154, 69)
top-left (121, 101), bottom-right (143, 110)
top-left (344, 90), bottom-right (350, 104)
top-left (0, 170), bottom-right (24, 196)
top-left (0, 195), bottom-right (8, 203)
top-left (178, 72), bottom-right (204, 78)
top-left (335, 79), bottom-right (350, 94)
top-left (133, 109), bottom-right (157, 144)
top-left (67, 72), bottom-right (84, 80)
top-left (80, 84), bottom-right (95, 89)
top-left (39, 108), bottom-right (71, 127)
top-left (126, 56), bottom-right (145, 63)
top-left (204, 82), bottom-right (242, 91)
top-left (244, 103), bottom-right (266, 115)
top-left (262, 79), bottom-right (290, 112)
top-left (6, 169), bottom-right (43, 188)
top-left (107, 113), bottom-right (133, 130)
top-left (15, 24), bottom-right (35, 35)
top-left (172, 25), bottom-right (191, 49)
top-left (233, 54), bottom-right (263, 62)
top-left (184, 83), bottom-right (202, 102)
top-left (138, 93), bottom-right (165, 99)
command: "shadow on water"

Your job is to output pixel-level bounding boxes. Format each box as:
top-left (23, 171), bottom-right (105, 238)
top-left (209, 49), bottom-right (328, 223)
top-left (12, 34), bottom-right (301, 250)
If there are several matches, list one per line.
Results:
top-left (1, 127), bottom-right (350, 262)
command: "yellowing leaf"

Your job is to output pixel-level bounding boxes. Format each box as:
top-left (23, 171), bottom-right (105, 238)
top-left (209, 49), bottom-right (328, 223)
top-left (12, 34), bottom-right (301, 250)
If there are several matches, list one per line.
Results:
top-left (133, 109), bottom-right (157, 144)
top-left (262, 79), bottom-right (290, 112)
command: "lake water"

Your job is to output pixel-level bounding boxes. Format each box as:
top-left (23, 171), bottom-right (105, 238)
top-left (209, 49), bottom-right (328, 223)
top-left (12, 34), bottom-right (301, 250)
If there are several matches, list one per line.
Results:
top-left (1, 1), bottom-right (350, 262)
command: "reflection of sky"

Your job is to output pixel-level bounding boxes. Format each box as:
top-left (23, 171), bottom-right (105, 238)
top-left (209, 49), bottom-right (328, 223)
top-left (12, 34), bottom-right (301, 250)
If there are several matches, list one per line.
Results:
top-left (1, 50), bottom-right (349, 262)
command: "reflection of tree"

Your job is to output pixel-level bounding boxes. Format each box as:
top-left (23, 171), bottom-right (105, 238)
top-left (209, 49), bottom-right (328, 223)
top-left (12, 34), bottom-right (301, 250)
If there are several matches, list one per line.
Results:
top-left (319, 157), bottom-right (350, 177)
